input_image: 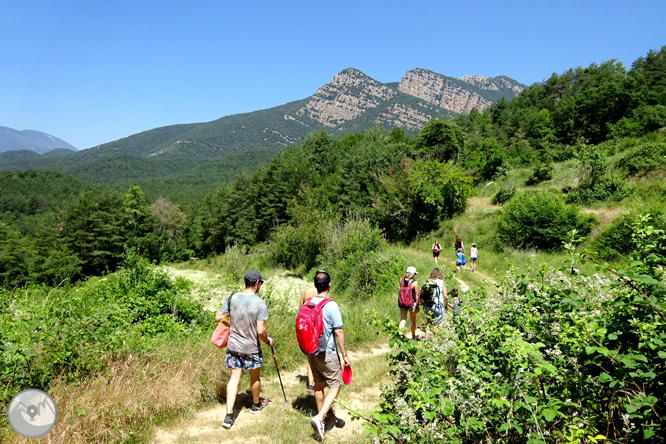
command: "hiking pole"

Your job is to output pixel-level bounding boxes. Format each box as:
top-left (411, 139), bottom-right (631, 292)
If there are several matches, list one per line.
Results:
top-left (268, 336), bottom-right (288, 403)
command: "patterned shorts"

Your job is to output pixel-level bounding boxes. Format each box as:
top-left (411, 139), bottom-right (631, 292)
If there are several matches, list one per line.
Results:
top-left (225, 351), bottom-right (263, 370)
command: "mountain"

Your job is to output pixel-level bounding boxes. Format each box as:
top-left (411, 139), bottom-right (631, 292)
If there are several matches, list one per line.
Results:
top-left (398, 69), bottom-right (525, 114)
top-left (0, 127), bottom-right (78, 154)
top-left (0, 67), bottom-right (524, 203)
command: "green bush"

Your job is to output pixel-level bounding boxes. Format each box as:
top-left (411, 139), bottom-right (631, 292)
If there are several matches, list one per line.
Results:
top-left (491, 185), bottom-right (516, 205)
top-left (525, 163), bottom-right (553, 186)
top-left (616, 141), bottom-right (666, 176)
top-left (594, 210), bottom-right (666, 260)
top-left (497, 190), bottom-right (594, 251)
top-left (565, 176), bottom-right (631, 204)
top-left (367, 232), bottom-right (666, 442)
top-left (0, 251), bottom-right (209, 400)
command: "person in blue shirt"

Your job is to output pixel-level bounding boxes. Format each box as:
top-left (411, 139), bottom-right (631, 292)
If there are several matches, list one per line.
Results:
top-left (307, 270), bottom-right (351, 440)
top-left (456, 250), bottom-right (464, 273)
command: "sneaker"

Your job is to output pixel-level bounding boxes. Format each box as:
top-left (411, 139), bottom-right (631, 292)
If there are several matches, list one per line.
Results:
top-left (311, 414), bottom-right (325, 440)
top-left (222, 413), bottom-right (235, 428)
top-left (306, 384), bottom-right (314, 393)
top-left (251, 397), bottom-right (269, 414)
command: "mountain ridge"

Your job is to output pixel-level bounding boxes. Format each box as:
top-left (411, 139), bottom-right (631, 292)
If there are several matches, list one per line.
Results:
top-left (0, 67), bottom-right (524, 199)
top-left (0, 127), bottom-right (78, 154)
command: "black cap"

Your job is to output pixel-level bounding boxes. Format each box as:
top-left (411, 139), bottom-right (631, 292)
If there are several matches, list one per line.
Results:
top-left (244, 269), bottom-right (266, 283)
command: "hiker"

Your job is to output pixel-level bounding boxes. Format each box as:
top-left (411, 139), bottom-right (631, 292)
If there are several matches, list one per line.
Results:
top-left (216, 270), bottom-right (274, 429)
top-left (305, 270), bottom-right (351, 440)
top-left (432, 240), bottom-right (442, 265)
top-left (454, 235), bottom-right (464, 254)
top-left (470, 243), bottom-right (478, 272)
top-left (456, 249), bottom-right (464, 273)
top-left (420, 268), bottom-right (447, 328)
top-left (300, 285), bottom-right (318, 393)
top-left (398, 266), bottom-right (420, 340)
top-left (448, 287), bottom-right (461, 318)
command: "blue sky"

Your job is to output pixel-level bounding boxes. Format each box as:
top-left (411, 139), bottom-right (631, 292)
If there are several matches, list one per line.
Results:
top-left (1, 0), bottom-right (664, 149)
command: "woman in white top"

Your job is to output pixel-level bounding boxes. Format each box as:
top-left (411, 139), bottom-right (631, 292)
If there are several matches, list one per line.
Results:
top-left (470, 243), bottom-right (478, 272)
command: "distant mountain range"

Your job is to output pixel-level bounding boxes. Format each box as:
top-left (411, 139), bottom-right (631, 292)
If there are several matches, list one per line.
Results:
top-left (80, 68), bottom-right (524, 160)
top-left (0, 127), bottom-right (77, 154)
top-left (0, 68), bottom-right (524, 202)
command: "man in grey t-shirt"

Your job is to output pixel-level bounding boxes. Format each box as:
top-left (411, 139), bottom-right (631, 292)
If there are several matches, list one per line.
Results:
top-left (215, 269), bottom-right (274, 429)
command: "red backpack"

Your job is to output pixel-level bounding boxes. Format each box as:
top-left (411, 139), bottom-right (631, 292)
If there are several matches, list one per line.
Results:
top-left (398, 278), bottom-right (414, 309)
top-left (295, 297), bottom-right (331, 354)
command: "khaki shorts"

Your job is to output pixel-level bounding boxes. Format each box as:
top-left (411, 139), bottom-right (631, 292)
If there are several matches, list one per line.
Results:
top-left (308, 352), bottom-right (342, 388)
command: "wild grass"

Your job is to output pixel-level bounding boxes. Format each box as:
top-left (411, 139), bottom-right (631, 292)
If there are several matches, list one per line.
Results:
top-left (2, 335), bottom-right (225, 444)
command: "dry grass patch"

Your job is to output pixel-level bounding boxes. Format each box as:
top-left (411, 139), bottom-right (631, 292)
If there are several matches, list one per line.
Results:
top-left (466, 197), bottom-right (500, 213)
top-left (5, 340), bottom-right (226, 444)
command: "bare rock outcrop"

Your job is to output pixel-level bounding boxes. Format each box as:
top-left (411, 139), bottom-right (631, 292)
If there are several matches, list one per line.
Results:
top-left (296, 68), bottom-right (398, 126)
top-left (398, 68), bottom-right (524, 114)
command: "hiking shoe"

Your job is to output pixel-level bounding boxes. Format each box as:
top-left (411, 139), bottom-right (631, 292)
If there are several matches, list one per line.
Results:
top-left (306, 384), bottom-right (315, 393)
top-left (251, 397), bottom-right (269, 414)
top-left (311, 415), bottom-right (325, 440)
top-left (222, 413), bottom-right (235, 428)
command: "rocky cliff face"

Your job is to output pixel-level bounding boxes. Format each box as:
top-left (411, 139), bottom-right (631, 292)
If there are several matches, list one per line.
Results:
top-left (398, 68), bottom-right (524, 114)
top-left (295, 68), bottom-right (524, 131)
top-left (296, 68), bottom-right (398, 127)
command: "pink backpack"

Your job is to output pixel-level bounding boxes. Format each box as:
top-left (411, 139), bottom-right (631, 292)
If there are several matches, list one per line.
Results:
top-left (398, 278), bottom-right (414, 309)
top-left (295, 298), bottom-right (331, 354)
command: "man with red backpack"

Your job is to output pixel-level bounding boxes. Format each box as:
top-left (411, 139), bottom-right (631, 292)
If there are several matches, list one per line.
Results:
top-left (297, 270), bottom-right (350, 440)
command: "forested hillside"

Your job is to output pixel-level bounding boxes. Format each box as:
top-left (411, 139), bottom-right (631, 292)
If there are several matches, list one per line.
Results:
top-left (1, 46), bottom-right (666, 443)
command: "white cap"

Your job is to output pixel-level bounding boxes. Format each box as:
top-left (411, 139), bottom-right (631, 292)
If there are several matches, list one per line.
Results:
top-left (406, 266), bottom-right (418, 274)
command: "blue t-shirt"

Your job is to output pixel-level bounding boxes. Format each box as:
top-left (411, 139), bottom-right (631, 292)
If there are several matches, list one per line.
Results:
top-left (309, 296), bottom-right (343, 354)
top-left (219, 292), bottom-right (268, 355)
top-left (456, 251), bottom-right (464, 264)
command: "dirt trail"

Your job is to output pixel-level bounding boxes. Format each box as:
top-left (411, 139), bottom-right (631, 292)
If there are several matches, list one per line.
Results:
top-left (153, 267), bottom-right (391, 443)
top-left (151, 344), bottom-right (391, 444)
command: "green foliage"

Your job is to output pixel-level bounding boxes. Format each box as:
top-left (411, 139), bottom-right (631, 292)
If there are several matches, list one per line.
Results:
top-left (415, 118), bottom-right (465, 162)
top-left (364, 219), bottom-right (666, 442)
top-left (525, 163), bottom-right (553, 186)
top-left (491, 185), bottom-right (516, 205)
top-left (616, 140), bottom-right (666, 177)
top-left (565, 176), bottom-right (630, 204)
top-left (0, 250), bottom-right (208, 400)
top-left (497, 191), bottom-right (594, 251)
top-left (373, 159), bottom-right (474, 240)
top-left (594, 211), bottom-right (666, 260)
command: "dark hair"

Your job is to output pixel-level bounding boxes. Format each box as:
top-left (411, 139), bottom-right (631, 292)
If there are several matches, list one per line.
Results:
top-left (449, 287), bottom-right (459, 298)
top-left (455, 236), bottom-right (462, 245)
top-left (314, 270), bottom-right (331, 293)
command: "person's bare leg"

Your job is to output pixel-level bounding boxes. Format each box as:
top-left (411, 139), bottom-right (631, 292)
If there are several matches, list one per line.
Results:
top-left (410, 311), bottom-right (417, 339)
top-left (307, 361), bottom-right (314, 387)
top-left (399, 309), bottom-right (407, 329)
top-left (249, 367), bottom-right (261, 404)
top-left (226, 368), bottom-right (242, 415)
top-left (314, 381), bottom-right (340, 421)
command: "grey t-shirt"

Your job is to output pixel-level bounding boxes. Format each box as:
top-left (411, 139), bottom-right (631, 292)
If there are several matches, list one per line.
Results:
top-left (219, 292), bottom-right (268, 355)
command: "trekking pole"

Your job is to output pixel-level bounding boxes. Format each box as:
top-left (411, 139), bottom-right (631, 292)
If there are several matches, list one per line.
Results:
top-left (268, 336), bottom-right (288, 403)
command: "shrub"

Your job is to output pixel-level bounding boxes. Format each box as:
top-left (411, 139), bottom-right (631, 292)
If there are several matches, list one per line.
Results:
top-left (525, 163), bottom-right (553, 186)
top-left (616, 141), bottom-right (666, 176)
top-left (565, 176), bottom-right (631, 204)
top-left (497, 191), bottom-right (594, 251)
top-left (491, 185), bottom-right (515, 205)
top-left (594, 210), bottom-right (666, 260)
top-left (367, 232), bottom-right (666, 442)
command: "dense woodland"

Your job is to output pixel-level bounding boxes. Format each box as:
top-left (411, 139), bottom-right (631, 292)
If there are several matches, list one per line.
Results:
top-left (2, 46), bottom-right (665, 288)
top-left (1, 46), bottom-right (666, 443)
